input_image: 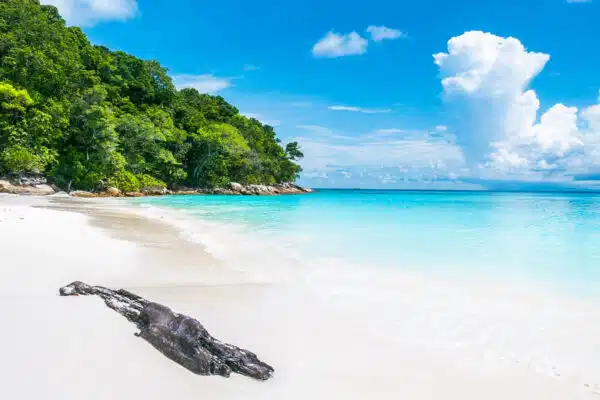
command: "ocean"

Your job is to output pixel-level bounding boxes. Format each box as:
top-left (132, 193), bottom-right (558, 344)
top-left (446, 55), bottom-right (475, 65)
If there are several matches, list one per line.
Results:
top-left (129, 189), bottom-right (600, 391)
top-left (132, 189), bottom-right (600, 295)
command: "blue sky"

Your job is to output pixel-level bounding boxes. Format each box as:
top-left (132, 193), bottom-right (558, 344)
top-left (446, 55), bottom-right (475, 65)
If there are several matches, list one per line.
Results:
top-left (42, 0), bottom-right (600, 190)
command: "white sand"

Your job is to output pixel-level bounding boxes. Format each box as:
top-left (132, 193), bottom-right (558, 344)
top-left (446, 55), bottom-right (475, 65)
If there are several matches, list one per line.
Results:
top-left (1, 194), bottom-right (598, 399)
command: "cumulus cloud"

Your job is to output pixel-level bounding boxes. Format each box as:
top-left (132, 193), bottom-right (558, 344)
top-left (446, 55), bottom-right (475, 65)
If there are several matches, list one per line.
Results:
top-left (366, 25), bottom-right (406, 42)
top-left (172, 74), bottom-right (232, 94)
top-left (434, 31), bottom-right (600, 183)
top-left (328, 105), bottom-right (392, 114)
top-left (312, 31), bottom-right (368, 58)
top-left (40, 0), bottom-right (138, 26)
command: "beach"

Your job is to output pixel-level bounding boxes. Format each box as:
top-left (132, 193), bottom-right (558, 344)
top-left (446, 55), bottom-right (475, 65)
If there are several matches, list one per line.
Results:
top-left (1, 194), bottom-right (599, 399)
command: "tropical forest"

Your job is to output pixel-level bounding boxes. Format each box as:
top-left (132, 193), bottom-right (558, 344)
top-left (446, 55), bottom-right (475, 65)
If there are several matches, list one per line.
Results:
top-left (0, 0), bottom-right (303, 192)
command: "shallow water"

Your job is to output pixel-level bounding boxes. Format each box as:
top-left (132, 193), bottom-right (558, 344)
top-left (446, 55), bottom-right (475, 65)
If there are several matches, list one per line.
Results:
top-left (133, 189), bottom-right (600, 295)
top-left (128, 190), bottom-right (600, 393)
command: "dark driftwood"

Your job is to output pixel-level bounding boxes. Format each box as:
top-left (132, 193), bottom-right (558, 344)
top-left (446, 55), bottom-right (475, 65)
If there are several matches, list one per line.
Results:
top-left (59, 281), bottom-right (274, 380)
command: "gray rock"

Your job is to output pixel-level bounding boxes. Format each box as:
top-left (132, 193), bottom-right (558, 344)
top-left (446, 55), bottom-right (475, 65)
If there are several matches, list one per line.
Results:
top-left (32, 184), bottom-right (55, 195)
top-left (0, 180), bottom-right (55, 195)
top-left (229, 182), bottom-right (244, 192)
top-left (141, 187), bottom-right (168, 196)
top-left (20, 175), bottom-right (47, 186)
top-left (212, 182), bottom-right (312, 196)
top-left (6, 173), bottom-right (47, 186)
top-left (247, 184), bottom-right (273, 195)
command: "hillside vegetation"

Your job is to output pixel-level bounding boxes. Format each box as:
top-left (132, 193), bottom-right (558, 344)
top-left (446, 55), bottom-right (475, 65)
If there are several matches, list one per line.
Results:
top-left (0, 0), bottom-right (303, 192)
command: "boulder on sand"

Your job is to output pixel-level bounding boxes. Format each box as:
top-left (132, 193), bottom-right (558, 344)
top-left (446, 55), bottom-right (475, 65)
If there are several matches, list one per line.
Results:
top-left (0, 180), bottom-right (11, 191)
top-left (105, 187), bottom-right (122, 197)
top-left (0, 180), bottom-right (55, 195)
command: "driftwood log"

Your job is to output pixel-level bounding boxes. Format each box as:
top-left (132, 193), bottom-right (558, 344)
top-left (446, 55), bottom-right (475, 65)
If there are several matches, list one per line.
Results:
top-left (59, 281), bottom-right (274, 380)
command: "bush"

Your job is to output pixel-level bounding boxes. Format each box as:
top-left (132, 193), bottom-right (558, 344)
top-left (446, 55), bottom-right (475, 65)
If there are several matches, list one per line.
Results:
top-left (136, 174), bottom-right (167, 190)
top-left (108, 170), bottom-right (140, 192)
top-left (0, 145), bottom-right (45, 174)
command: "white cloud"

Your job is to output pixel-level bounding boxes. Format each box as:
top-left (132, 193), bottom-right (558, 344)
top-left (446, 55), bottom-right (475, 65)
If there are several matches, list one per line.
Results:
top-left (435, 31), bottom-right (600, 183)
top-left (312, 31), bottom-right (368, 58)
top-left (434, 31), bottom-right (549, 98)
top-left (370, 128), bottom-right (405, 136)
top-left (328, 105), bottom-right (392, 114)
top-left (296, 125), bottom-right (355, 141)
top-left (567, 0), bottom-right (592, 3)
top-left (294, 126), bottom-right (467, 186)
top-left (366, 25), bottom-right (406, 42)
top-left (40, 0), bottom-right (138, 26)
top-left (172, 74), bottom-right (232, 94)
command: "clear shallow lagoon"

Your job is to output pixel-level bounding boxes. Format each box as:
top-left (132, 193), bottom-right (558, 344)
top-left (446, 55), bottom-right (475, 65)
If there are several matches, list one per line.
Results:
top-left (130, 190), bottom-right (600, 389)
top-left (133, 189), bottom-right (600, 295)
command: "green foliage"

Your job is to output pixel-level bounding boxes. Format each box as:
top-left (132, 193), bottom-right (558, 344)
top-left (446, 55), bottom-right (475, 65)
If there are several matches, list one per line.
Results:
top-left (186, 123), bottom-right (252, 187)
top-left (0, 81), bottom-right (58, 173)
top-left (1, 144), bottom-right (45, 173)
top-left (0, 0), bottom-right (303, 190)
top-left (285, 141), bottom-right (304, 161)
top-left (108, 170), bottom-right (140, 193)
top-left (137, 173), bottom-right (166, 190)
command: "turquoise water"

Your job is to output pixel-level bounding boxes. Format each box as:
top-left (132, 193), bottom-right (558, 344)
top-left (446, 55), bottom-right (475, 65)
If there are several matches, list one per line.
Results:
top-left (133, 190), bottom-right (600, 293)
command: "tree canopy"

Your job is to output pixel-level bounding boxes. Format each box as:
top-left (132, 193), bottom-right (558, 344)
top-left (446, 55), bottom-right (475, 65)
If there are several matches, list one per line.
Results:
top-left (0, 0), bottom-right (303, 191)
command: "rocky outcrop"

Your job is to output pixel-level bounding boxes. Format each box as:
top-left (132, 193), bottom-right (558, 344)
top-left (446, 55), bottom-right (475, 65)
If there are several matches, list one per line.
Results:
top-left (1, 176), bottom-right (311, 198)
top-left (199, 182), bottom-right (313, 196)
top-left (0, 179), bottom-right (55, 195)
top-left (0, 180), bottom-right (12, 193)
top-left (70, 188), bottom-right (145, 198)
top-left (124, 191), bottom-right (145, 197)
top-left (59, 281), bottom-right (274, 381)
top-left (141, 186), bottom-right (168, 196)
top-left (70, 190), bottom-right (97, 198)
top-left (5, 173), bottom-right (48, 186)
top-left (165, 183), bottom-right (312, 196)
top-left (274, 182), bottom-right (314, 194)
top-left (105, 187), bottom-right (122, 197)
top-left (229, 182), bottom-right (244, 192)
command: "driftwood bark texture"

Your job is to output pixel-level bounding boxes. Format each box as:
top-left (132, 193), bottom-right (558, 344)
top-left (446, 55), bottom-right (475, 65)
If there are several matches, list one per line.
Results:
top-left (59, 281), bottom-right (274, 380)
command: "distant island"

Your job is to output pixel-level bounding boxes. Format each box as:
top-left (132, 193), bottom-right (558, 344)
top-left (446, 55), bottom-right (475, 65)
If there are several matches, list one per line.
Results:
top-left (0, 0), bottom-right (305, 195)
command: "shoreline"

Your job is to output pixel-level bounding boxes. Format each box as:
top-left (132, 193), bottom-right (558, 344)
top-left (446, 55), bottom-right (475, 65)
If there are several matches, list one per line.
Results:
top-left (1, 195), bottom-right (599, 399)
top-left (0, 177), bottom-right (314, 198)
